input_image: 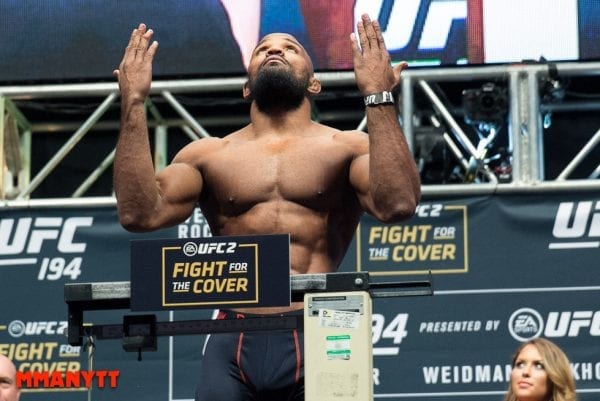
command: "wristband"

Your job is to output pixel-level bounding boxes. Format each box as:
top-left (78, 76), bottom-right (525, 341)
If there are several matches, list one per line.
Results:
top-left (364, 91), bottom-right (394, 107)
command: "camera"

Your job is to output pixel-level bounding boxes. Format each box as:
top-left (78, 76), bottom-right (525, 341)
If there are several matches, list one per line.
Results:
top-left (462, 82), bottom-right (508, 125)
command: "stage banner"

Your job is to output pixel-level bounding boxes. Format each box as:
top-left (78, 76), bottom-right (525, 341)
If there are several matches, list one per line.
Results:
top-left (0, 205), bottom-right (184, 400)
top-left (0, 192), bottom-right (598, 400)
top-left (341, 193), bottom-right (600, 400)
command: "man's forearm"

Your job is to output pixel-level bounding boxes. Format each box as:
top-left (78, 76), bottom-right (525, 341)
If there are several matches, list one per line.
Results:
top-left (113, 100), bottom-right (160, 228)
top-left (366, 104), bottom-right (421, 220)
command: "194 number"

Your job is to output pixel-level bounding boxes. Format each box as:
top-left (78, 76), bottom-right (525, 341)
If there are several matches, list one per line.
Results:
top-left (38, 257), bottom-right (82, 280)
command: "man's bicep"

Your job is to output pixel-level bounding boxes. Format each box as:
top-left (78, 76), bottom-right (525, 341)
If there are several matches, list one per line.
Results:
top-left (349, 153), bottom-right (376, 213)
top-left (154, 163), bottom-right (203, 226)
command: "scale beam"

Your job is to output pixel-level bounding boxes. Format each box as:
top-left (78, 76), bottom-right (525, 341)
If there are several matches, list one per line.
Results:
top-left (64, 272), bottom-right (432, 346)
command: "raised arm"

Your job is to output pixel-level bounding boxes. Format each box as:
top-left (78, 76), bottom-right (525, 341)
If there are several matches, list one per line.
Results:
top-left (349, 14), bottom-right (421, 223)
top-left (113, 24), bottom-right (202, 232)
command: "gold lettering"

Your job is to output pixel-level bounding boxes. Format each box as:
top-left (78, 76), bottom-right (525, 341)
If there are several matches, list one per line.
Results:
top-left (172, 262), bottom-right (185, 278)
top-left (392, 244), bottom-right (456, 262)
top-left (442, 244), bottom-right (456, 260)
top-left (368, 226), bottom-right (383, 244)
top-left (192, 278), bottom-right (249, 294)
top-left (175, 261), bottom-right (229, 278)
top-left (370, 225), bottom-right (432, 244)
top-left (236, 278), bottom-right (248, 292)
top-left (202, 262), bottom-right (215, 276)
top-left (216, 261), bottom-right (226, 276)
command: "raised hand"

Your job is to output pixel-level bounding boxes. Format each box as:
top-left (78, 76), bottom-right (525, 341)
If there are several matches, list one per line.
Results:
top-left (113, 23), bottom-right (159, 104)
top-left (350, 14), bottom-right (407, 95)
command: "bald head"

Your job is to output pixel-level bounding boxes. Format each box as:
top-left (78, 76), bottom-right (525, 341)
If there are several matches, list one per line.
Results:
top-left (0, 355), bottom-right (20, 401)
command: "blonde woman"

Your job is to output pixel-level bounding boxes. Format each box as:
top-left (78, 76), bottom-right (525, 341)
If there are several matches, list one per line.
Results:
top-left (504, 338), bottom-right (577, 401)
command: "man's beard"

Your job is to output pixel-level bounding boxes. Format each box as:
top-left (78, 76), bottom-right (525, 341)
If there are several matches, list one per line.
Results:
top-left (247, 67), bottom-right (310, 114)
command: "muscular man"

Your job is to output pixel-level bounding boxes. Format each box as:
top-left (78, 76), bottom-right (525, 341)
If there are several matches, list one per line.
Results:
top-left (113, 14), bottom-right (420, 401)
top-left (0, 355), bottom-right (20, 401)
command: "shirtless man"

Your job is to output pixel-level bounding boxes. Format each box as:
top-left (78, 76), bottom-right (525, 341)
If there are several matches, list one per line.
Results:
top-left (0, 355), bottom-right (20, 401)
top-left (113, 14), bottom-right (420, 401)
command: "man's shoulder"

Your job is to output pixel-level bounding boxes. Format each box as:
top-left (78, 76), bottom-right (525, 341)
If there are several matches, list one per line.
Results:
top-left (220, 125), bottom-right (254, 141)
top-left (310, 123), bottom-right (366, 139)
top-left (184, 136), bottom-right (226, 149)
top-left (329, 128), bottom-right (369, 144)
top-left (175, 136), bottom-right (230, 161)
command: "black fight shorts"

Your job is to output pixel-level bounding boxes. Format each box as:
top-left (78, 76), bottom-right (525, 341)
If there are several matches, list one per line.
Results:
top-left (195, 309), bottom-right (304, 401)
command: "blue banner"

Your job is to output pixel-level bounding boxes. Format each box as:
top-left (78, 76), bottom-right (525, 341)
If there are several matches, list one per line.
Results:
top-left (1, 193), bottom-right (599, 400)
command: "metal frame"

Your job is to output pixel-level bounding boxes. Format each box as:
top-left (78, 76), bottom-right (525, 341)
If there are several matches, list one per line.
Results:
top-left (0, 97), bottom-right (32, 199)
top-left (1, 62), bottom-right (599, 202)
top-left (401, 61), bottom-right (600, 187)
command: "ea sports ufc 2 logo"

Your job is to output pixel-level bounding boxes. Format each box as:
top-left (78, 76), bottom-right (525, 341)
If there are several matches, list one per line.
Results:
top-left (549, 201), bottom-right (600, 250)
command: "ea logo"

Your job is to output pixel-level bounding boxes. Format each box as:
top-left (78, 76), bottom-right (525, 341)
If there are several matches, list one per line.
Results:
top-left (508, 308), bottom-right (543, 342)
top-left (8, 320), bottom-right (25, 338)
top-left (183, 242), bottom-right (198, 256)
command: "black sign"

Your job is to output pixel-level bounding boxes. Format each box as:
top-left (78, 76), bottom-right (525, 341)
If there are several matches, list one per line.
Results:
top-left (130, 234), bottom-right (290, 311)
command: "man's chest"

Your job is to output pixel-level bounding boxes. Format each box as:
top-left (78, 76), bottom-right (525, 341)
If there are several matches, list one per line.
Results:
top-left (200, 141), bottom-right (352, 207)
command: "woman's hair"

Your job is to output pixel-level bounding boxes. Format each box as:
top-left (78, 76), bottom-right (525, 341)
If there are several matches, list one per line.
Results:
top-left (503, 338), bottom-right (577, 401)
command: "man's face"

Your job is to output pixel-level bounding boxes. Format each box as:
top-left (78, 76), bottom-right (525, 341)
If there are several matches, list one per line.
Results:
top-left (0, 356), bottom-right (20, 401)
top-left (245, 34), bottom-right (315, 113)
top-left (247, 33), bottom-right (313, 82)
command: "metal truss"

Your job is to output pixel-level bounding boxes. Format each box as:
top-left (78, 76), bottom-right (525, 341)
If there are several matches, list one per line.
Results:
top-left (1, 63), bottom-right (599, 203)
top-left (401, 61), bottom-right (600, 191)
